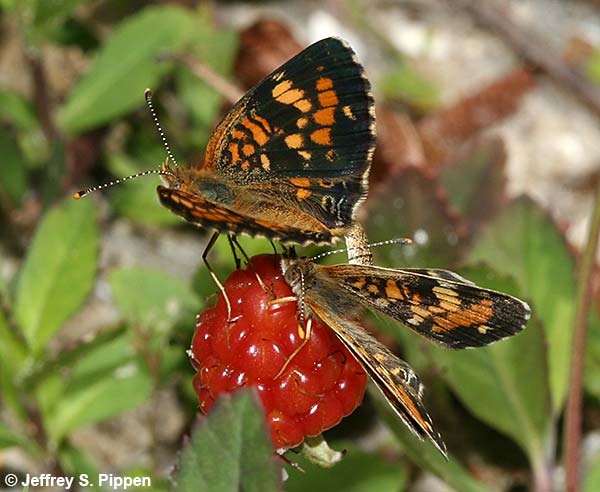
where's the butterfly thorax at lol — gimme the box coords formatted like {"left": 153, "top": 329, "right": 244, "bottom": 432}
{"left": 281, "top": 258, "right": 360, "bottom": 316}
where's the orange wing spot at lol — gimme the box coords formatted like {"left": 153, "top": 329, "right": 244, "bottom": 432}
{"left": 285, "top": 134, "right": 304, "bottom": 149}
{"left": 174, "top": 195, "right": 193, "bottom": 209}
{"left": 241, "top": 119, "right": 269, "bottom": 146}
{"left": 434, "top": 316, "right": 460, "bottom": 331}
{"left": 296, "top": 188, "right": 312, "bottom": 201}
{"left": 470, "top": 304, "right": 493, "bottom": 320}
{"left": 241, "top": 160, "right": 250, "bottom": 170}
{"left": 385, "top": 280, "right": 403, "bottom": 299}
{"left": 316, "top": 65, "right": 325, "bottom": 72}
{"left": 242, "top": 143, "right": 255, "bottom": 156}
{"left": 367, "top": 284, "right": 380, "bottom": 294}
{"left": 298, "top": 150, "right": 311, "bottom": 160}
{"left": 276, "top": 88, "right": 304, "bottom": 105}
{"left": 293, "top": 99, "right": 312, "bottom": 113}
{"left": 260, "top": 154, "right": 271, "bottom": 171}
{"left": 313, "top": 107, "right": 336, "bottom": 126}
{"left": 253, "top": 114, "right": 272, "bottom": 133}
{"left": 411, "top": 305, "right": 431, "bottom": 319}
{"left": 296, "top": 117, "right": 309, "bottom": 129}
{"left": 290, "top": 177, "right": 310, "bottom": 187}
{"left": 439, "top": 300, "right": 460, "bottom": 313}
{"left": 232, "top": 129, "right": 246, "bottom": 140}
{"left": 351, "top": 277, "right": 367, "bottom": 289}
{"left": 192, "top": 209, "right": 242, "bottom": 224}
{"left": 342, "top": 105, "right": 355, "bottom": 120}
{"left": 318, "top": 90, "right": 339, "bottom": 108}
{"left": 427, "top": 305, "right": 445, "bottom": 314}
{"left": 272, "top": 80, "right": 293, "bottom": 98}
{"left": 433, "top": 286, "right": 459, "bottom": 298}
{"left": 325, "top": 149, "right": 336, "bottom": 161}
{"left": 228, "top": 143, "right": 241, "bottom": 164}
{"left": 317, "top": 178, "right": 335, "bottom": 188}
{"left": 316, "top": 77, "right": 334, "bottom": 91}
{"left": 310, "top": 127, "right": 332, "bottom": 145}
{"left": 373, "top": 353, "right": 386, "bottom": 364}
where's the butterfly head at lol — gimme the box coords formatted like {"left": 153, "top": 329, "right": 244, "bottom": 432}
{"left": 280, "top": 257, "right": 314, "bottom": 296}
{"left": 158, "top": 159, "right": 204, "bottom": 194}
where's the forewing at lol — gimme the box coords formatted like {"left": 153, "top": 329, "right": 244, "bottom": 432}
{"left": 157, "top": 186, "right": 335, "bottom": 244}
{"left": 305, "top": 297, "right": 447, "bottom": 456}
{"left": 324, "top": 264, "right": 531, "bottom": 348}
{"left": 204, "top": 37, "right": 374, "bottom": 186}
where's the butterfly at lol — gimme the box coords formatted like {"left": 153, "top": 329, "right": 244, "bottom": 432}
{"left": 279, "top": 256, "right": 532, "bottom": 456}
{"left": 157, "top": 37, "right": 375, "bottom": 246}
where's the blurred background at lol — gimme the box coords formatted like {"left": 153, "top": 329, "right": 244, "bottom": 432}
{"left": 1, "top": 1, "right": 600, "bottom": 491}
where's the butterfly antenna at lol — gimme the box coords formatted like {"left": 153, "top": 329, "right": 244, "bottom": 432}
{"left": 311, "top": 237, "right": 413, "bottom": 261}
{"left": 144, "top": 88, "right": 179, "bottom": 167}
{"left": 72, "top": 168, "right": 174, "bottom": 199}
{"left": 299, "top": 269, "right": 306, "bottom": 328}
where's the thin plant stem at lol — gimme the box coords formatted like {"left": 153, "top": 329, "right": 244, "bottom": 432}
{"left": 563, "top": 182, "right": 600, "bottom": 492}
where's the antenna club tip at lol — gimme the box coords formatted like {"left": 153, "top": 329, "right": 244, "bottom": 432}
{"left": 144, "top": 88, "right": 152, "bottom": 99}
{"left": 73, "top": 191, "right": 83, "bottom": 200}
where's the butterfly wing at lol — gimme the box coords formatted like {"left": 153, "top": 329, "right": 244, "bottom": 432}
{"left": 156, "top": 186, "right": 334, "bottom": 243}
{"left": 204, "top": 37, "right": 374, "bottom": 221}
{"left": 206, "top": 37, "right": 374, "bottom": 178}
{"left": 323, "top": 264, "right": 531, "bottom": 348}
{"left": 305, "top": 296, "right": 447, "bottom": 457}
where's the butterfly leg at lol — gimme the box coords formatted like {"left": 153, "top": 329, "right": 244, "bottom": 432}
{"left": 230, "top": 235, "right": 271, "bottom": 294}
{"left": 202, "top": 231, "right": 240, "bottom": 324}
{"left": 268, "top": 296, "right": 297, "bottom": 306}
{"left": 226, "top": 234, "right": 242, "bottom": 269}
{"left": 274, "top": 318, "right": 313, "bottom": 379}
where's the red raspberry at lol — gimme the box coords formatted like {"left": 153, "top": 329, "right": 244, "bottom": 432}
{"left": 190, "top": 254, "right": 367, "bottom": 449}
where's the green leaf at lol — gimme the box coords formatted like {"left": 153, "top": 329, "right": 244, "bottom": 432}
{"left": 585, "top": 50, "right": 600, "bottom": 85}
{"left": 365, "top": 167, "right": 466, "bottom": 268}
{"left": 14, "top": 196, "right": 98, "bottom": 355}
{"left": 285, "top": 441, "right": 407, "bottom": 492}
{"left": 0, "top": 129, "right": 27, "bottom": 204}
{"left": 372, "top": 387, "right": 487, "bottom": 492}
{"left": 584, "top": 455, "right": 600, "bottom": 492}
{"left": 584, "top": 312, "right": 600, "bottom": 399}
{"left": 48, "top": 363, "right": 152, "bottom": 442}
{"left": 59, "top": 444, "right": 101, "bottom": 484}
{"left": 176, "top": 17, "right": 238, "bottom": 133}
{"left": 43, "top": 333, "right": 152, "bottom": 443}
{"left": 0, "top": 88, "right": 37, "bottom": 130}
{"left": 106, "top": 152, "right": 181, "bottom": 225}
{"left": 380, "top": 62, "right": 439, "bottom": 112}
{"left": 468, "top": 197, "right": 575, "bottom": 412}
{"left": 109, "top": 267, "right": 200, "bottom": 331}
{"left": 28, "top": 0, "right": 88, "bottom": 43}
{"left": 0, "top": 422, "right": 32, "bottom": 450}
{"left": 439, "top": 137, "right": 507, "bottom": 234}
{"left": 57, "top": 5, "right": 196, "bottom": 135}
{"left": 431, "top": 265, "right": 551, "bottom": 466}
{"left": 173, "top": 389, "right": 281, "bottom": 492}
{"left": 0, "top": 305, "right": 27, "bottom": 374}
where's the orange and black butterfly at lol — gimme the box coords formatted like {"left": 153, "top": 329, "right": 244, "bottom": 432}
{"left": 157, "top": 37, "right": 375, "bottom": 246}
{"left": 75, "top": 37, "right": 374, "bottom": 245}
{"left": 280, "top": 257, "right": 531, "bottom": 456}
